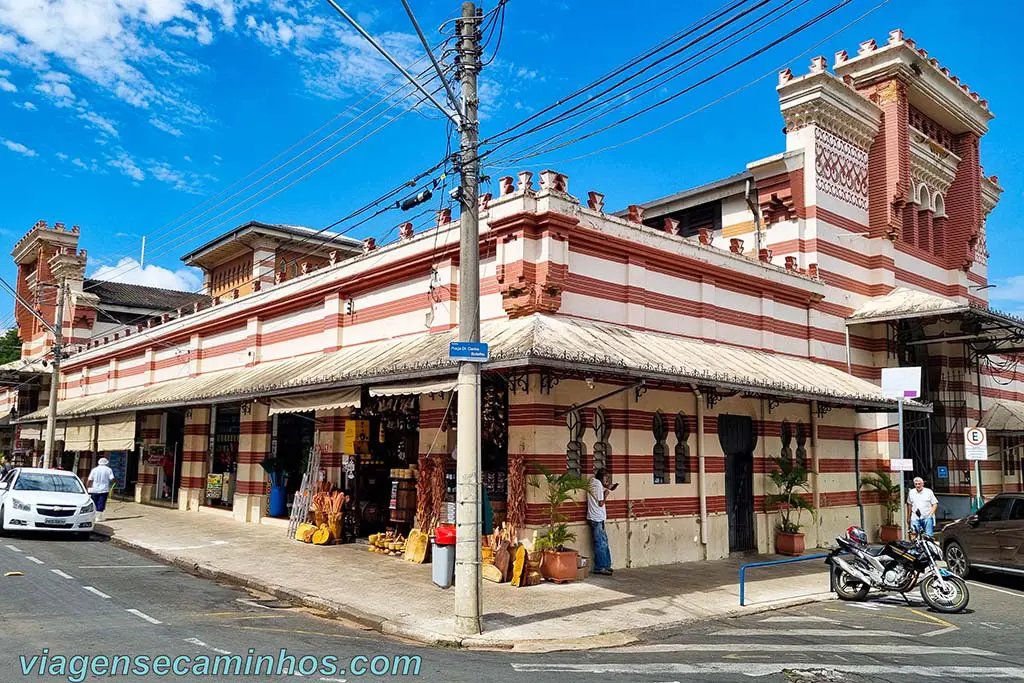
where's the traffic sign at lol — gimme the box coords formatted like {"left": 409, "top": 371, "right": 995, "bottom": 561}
{"left": 448, "top": 341, "right": 489, "bottom": 362}
{"left": 937, "top": 465, "right": 948, "bottom": 479}
{"left": 881, "top": 367, "right": 922, "bottom": 399}
{"left": 890, "top": 458, "right": 914, "bottom": 472}
{"left": 964, "top": 427, "right": 988, "bottom": 461}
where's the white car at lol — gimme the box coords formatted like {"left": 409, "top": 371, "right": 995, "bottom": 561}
{"left": 0, "top": 467, "right": 96, "bottom": 537}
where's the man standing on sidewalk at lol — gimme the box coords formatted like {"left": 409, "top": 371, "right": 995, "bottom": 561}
{"left": 87, "top": 457, "right": 116, "bottom": 522}
{"left": 907, "top": 476, "right": 938, "bottom": 537}
{"left": 587, "top": 468, "right": 618, "bottom": 576}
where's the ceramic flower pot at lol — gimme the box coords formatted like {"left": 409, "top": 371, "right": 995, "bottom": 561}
{"left": 879, "top": 525, "right": 902, "bottom": 543}
{"left": 540, "top": 549, "right": 579, "bottom": 582}
{"left": 775, "top": 531, "right": 805, "bottom": 556}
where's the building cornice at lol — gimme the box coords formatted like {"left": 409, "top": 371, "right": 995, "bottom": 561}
{"left": 778, "top": 69, "right": 882, "bottom": 151}
{"left": 909, "top": 126, "right": 960, "bottom": 198}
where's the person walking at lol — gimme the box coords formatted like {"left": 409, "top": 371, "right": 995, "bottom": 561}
{"left": 87, "top": 457, "right": 117, "bottom": 522}
{"left": 906, "top": 476, "right": 938, "bottom": 538}
{"left": 587, "top": 468, "right": 618, "bottom": 576}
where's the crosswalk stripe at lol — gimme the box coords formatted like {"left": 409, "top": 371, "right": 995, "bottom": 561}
{"left": 510, "top": 663, "right": 1024, "bottom": 678}
{"left": 759, "top": 616, "right": 838, "bottom": 623}
{"left": 710, "top": 628, "right": 910, "bottom": 638}
{"left": 597, "top": 644, "right": 995, "bottom": 656}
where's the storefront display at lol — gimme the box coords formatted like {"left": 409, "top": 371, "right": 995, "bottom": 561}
{"left": 207, "top": 406, "right": 239, "bottom": 509}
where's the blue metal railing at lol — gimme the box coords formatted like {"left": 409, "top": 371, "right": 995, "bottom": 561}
{"left": 738, "top": 553, "right": 830, "bottom": 606}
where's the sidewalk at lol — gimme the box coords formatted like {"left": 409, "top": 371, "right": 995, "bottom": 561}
{"left": 94, "top": 502, "right": 833, "bottom": 652}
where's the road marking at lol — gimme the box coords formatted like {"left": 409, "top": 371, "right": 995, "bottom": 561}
{"left": 599, "top": 644, "right": 996, "bottom": 655}
{"left": 126, "top": 609, "right": 162, "bottom": 625}
{"left": 759, "top": 616, "right": 838, "bottom": 623}
{"left": 51, "top": 569, "right": 74, "bottom": 579}
{"left": 233, "top": 625, "right": 358, "bottom": 641}
{"left": 970, "top": 582, "right": 1024, "bottom": 599}
{"left": 25, "top": 556, "right": 44, "bottom": 565}
{"left": 909, "top": 608, "right": 956, "bottom": 629}
{"left": 77, "top": 565, "right": 165, "bottom": 569}
{"left": 710, "top": 628, "right": 911, "bottom": 638}
{"left": 82, "top": 586, "right": 112, "bottom": 599}
{"left": 846, "top": 603, "right": 880, "bottom": 611}
{"left": 5, "top": 544, "right": 22, "bottom": 552}
{"left": 510, "top": 663, "right": 1024, "bottom": 677}
{"left": 236, "top": 598, "right": 273, "bottom": 610}
{"left": 924, "top": 625, "right": 960, "bottom": 638}
{"left": 319, "top": 679, "right": 347, "bottom": 683}
{"left": 137, "top": 540, "right": 228, "bottom": 551}
{"left": 184, "top": 638, "right": 231, "bottom": 655}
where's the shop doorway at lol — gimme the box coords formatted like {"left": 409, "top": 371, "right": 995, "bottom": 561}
{"left": 155, "top": 411, "right": 185, "bottom": 506}
{"left": 720, "top": 414, "right": 756, "bottom": 553}
{"left": 275, "top": 412, "right": 315, "bottom": 504}
{"left": 207, "top": 406, "right": 240, "bottom": 509}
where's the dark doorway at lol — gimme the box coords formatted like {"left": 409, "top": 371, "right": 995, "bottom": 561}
{"left": 719, "top": 414, "right": 757, "bottom": 552}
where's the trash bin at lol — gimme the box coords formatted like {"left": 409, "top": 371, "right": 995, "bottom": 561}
{"left": 432, "top": 525, "right": 456, "bottom": 588}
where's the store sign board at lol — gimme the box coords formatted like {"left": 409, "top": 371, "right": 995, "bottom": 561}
{"left": 881, "top": 367, "right": 921, "bottom": 399}
{"left": 937, "top": 466, "right": 949, "bottom": 479}
{"left": 889, "top": 458, "right": 914, "bottom": 472}
{"left": 145, "top": 444, "right": 166, "bottom": 466}
{"left": 206, "top": 474, "right": 224, "bottom": 499}
{"left": 107, "top": 451, "right": 128, "bottom": 486}
{"left": 448, "top": 341, "right": 489, "bottom": 362}
{"left": 964, "top": 427, "right": 988, "bottom": 461}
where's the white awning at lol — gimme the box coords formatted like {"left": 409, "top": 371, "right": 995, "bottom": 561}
{"left": 96, "top": 413, "right": 136, "bottom": 451}
{"left": 18, "top": 423, "right": 42, "bottom": 441}
{"left": 63, "top": 419, "right": 97, "bottom": 451}
{"left": 369, "top": 378, "right": 457, "bottom": 397}
{"left": 980, "top": 400, "right": 1024, "bottom": 433}
{"left": 268, "top": 388, "right": 361, "bottom": 416}
{"left": 846, "top": 287, "right": 968, "bottom": 325}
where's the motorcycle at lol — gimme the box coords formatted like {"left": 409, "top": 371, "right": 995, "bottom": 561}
{"left": 825, "top": 525, "right": 970, "bottom": 614}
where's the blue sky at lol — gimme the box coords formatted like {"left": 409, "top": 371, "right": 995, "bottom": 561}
{"left": 0, "top": 0, "right": 1022, "bottom": 328}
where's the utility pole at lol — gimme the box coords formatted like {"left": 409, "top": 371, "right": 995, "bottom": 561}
{"left": 454, "top": 0, "right": 482, "bottom": 637}
{"left": 42, "top": 276, "right": 66, "bottom": 469}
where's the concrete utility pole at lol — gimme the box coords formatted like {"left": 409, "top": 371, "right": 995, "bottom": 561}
{"left": 42, "top": 277, "right": 66, "bottom": 469}
{"left": 454, "top": 0, "right": 482, "bottom": 637}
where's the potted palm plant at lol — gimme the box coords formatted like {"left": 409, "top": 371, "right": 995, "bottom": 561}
{"left": 861, "top": 470, "right": 902, "bottom": 542}
{"left": 530, "top": 467, "right": 590, "bottom": 582}
{"left": 766, "top": 456, "right": 815, "bottom": 556}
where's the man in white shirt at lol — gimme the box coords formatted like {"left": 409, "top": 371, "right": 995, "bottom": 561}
{"left": 587, "top": 468, "right": 618, "bottom": 575}
{"left": 87, "top": 457, "right": 117, "bottom": 522}
{"left": 906, "top": 476, "right": 938, "bottom": 537}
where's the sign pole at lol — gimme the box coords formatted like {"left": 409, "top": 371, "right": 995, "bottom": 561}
{"left": 897, "top": 397, "right": 906, "bottom": 540}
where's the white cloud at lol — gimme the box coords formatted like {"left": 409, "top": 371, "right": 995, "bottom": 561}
{"left": 989, "top": 276, "right": 1024, "bottom": 318}
{"left": 71, "top": 157, "right": 102, "bottom": 173}
{"left": 91, "top": 257, "right": 203, "bottom": 292}
{"left": 55, "top": 151, "right": 68, "bottom": 161}
{"left": 147, "top": 160, "right": 205, "bottom": 194}
{"left": 15, "top": 100, "right": 36, "bottom": 110}
{"left": 1, "top": 137, "right": 37, "bottom": 157}
{"left": 34, "top": 72, "right": 76, "bottom": 107}
{"left": 183, "top": 155, "right": 192, "bottom": 162}
{"left": 0, "top": 67, "right": 15, "bottom": 91}
{"left": 107, "top": 151, "right": 144, "bottom": 181}
{"left": 150, "top": 117, "right": 183, "bottom": 137}
{"left": 79, "top": 109, "right": 118, "bottom": 136}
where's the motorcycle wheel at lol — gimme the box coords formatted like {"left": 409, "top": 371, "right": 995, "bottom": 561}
{"left": 832, "top": 566, "right": 870, "bottom": 601}
{"left": 919, "top": 574, "right": 970, "bottom": 613}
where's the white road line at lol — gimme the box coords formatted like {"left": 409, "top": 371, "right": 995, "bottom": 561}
{"left": 51, "top": 569, "right": 74, "bottom": 580}
{"left": 184, "top": 638, "right": 231, "bottom": 655}
{"left": 759, "top": 616, "right": 838, "bottom": 623}
{"left": 126, "top": 609, "right": 162, "bottom": 625}
{"left": 25, "top": 556, "right": 44, "bottom": 565}
{"left": 5, "top": 544, "right": 22, "bottom": 552}
{"left": 82, "top": 586, "right": 112, "bottom": 599}
{"left": 970, "top": 582, "right": 1024, "bottom": 599}
{"left": 598, "top": 644, "right": 995, "bottom": 655}
{"left": 77, "top": 565, "right": 165, "bottom": 569}
{"left": 510, "top": 663, "right": 1024, "bottom": 678}
{"left": 236, "top": 598, "right": 272, "bottom": 610}
{"left": 924, "top": 625, "right": 961, "bottom": 638}
{"left": 319, "top": 679, "right": 348, "bottom": 683}
{"left": 710, "top": 628, "right": 911, "bottom": 638}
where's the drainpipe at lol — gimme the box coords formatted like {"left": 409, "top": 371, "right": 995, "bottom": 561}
{"left": 854, "top": 431, "right": 865, "bottom": 530}
{"left": 844, "top": 326, "right": 853, "bottom": 375}
{"left": 745, "top": 179, "right": 762, "bottom": 256}
{"left": 691, "top": 384, "right": 708, "bottom": 554}
{"left": 809, "top": 400, "right": 820, "bottom": 548}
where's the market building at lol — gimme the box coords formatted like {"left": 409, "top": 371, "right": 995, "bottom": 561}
{"left": 5, "top": 30, "right": 1023, "bottom": 568}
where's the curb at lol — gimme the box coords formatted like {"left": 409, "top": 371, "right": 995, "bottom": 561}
{"left": 94, "top": 527, "right": 836, "bottom": 652}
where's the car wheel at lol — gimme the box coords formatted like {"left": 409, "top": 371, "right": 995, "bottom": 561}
{"left": 944, "top": 540, "right": 971, "bottom": 578}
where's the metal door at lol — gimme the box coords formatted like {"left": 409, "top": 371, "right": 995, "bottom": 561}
{"left": 720, "top": 414, "right": 756, "bottom": 553}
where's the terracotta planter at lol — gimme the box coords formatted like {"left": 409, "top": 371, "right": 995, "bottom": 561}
{"left": 775, "top": 531, "right": 805, "bottom": 556}
{"left": 879, "top": 525, "right": 902, "bottom": 543}
{"left": 540, "top": 549, "right": 579, "bottom": 582}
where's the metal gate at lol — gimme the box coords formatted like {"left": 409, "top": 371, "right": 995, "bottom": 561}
{"left": 719, "top": 414, "right": 756, "bottom": 553}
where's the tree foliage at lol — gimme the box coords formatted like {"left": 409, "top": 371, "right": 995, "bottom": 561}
{"left": 0, "top": 328, "right": 21, "bottom": 365}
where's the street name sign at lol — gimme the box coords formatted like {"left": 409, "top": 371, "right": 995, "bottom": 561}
{"left": 448, "top": 341, "right": 489, "bottom": 362}
{"left": 889, "top": 458, "right": 914, "bottom": 472}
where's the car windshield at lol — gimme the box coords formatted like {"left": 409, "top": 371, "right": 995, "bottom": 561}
{"left": 13, "top": 472, "right": 85, "bottom": 494}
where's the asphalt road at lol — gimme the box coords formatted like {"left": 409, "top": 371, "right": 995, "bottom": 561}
{"left": 1, "top": 532, "right": 1023, "bottom": 683}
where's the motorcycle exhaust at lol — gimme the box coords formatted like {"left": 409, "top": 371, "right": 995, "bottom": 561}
{"left": 831, "top": 556, "right": 874, "bottom": 587}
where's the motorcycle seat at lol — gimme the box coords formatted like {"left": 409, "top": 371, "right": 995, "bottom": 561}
{"left": 862, "top": 545, "right": 887, "bottom": 556}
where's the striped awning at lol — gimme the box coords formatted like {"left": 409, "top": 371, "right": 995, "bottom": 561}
{"left": 268, "top": 388, "right": 361, "bottom": 416}
{"left": 369, "top": 378, "right": 456, "bottom": 397}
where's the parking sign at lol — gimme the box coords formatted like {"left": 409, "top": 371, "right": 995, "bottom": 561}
{"left": 964, "top": 427, "right": 988, "bottom": 461}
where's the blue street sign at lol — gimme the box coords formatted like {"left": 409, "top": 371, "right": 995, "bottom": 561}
{"left": 448, "top": 341, "right": 490, "bottom": 362}
{"left": 937, "top": 466, "right": 948, "bottom": 479}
